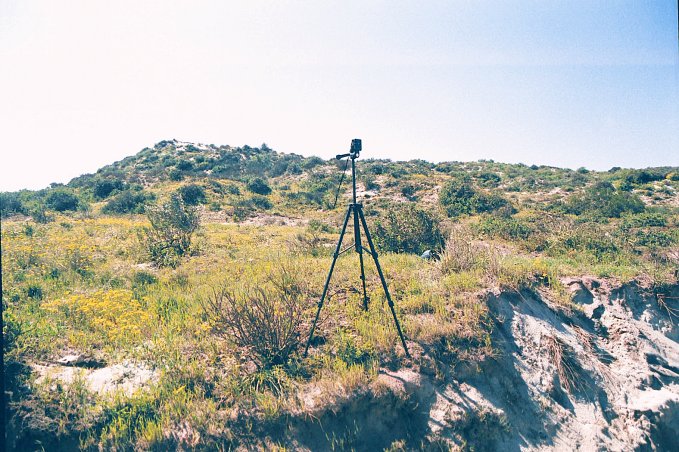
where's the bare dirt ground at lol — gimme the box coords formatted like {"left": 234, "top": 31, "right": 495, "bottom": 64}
{"left": 34, "top": 355, "right": 157, "bottom": 397}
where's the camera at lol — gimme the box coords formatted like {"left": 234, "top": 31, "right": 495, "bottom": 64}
{"left": 335, "top": 138, "right": 362, "bottom": 160}
{"left": 350, "top": 138, "right": 361, "bottom": 157}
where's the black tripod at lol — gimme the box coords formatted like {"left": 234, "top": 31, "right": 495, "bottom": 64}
{"left": 304, "top": 139, "right": 410, "bottom": 358}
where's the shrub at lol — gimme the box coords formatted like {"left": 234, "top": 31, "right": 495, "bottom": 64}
{"left": 400, "top": 184, "right": 416, "bottom": 199}
{"left": 561, "top": 225, "right": 621, "bottom": 260}
{"left": 176, "top": 159, "right": 193, "bottom": 171}
{"left": 232, "top": 196, "right": 273, "bottom": 221}
{"left": 439, "top": 178, "right": 509, "bottom": 218}
{"left": 439, "top": 178, "right": 476, "bottom": 217}
{"left": 168, "top": 169, "right": 184, "bottom": 181}
{"left": 620, "top": 212, "right": 667, "bottom": 229}
{"left": 92, "top": 178, "right": 125, "bottom": 199}
{"left": 250, "top": 195, "right": 272, "bottom": 210}
{"left": 361, "top": 175, "right": 379, "bottom": 191}
{"left": 565, "top": 182, "right": 645, "bottom": 218}
{"left": 302, "top": 156, "right": 325, "bottom": 170}
{"left": 224, "top": 184, "right": 241, "bottom": 195}
{"left": 30, "top": 205, "right": 53, "bottom": 223}
{"left": 26, "top": 284, "right": 44, "bottom": 300}
{"left": 623, "top": 169, "right": 665, "bottom": 186}
{"left": 177, "top": 184, "right": 206, "bottom": 205}
{"left": 45, "top": 189, "right": 80, "bottom": 212}
{"left": 246, "top": 177, "right": 272, "bottom": 195}
{"left": 373, "top": 203, "right": 444, "bottom": 254}
{"left": 634, "top": 230, "right": 675, "bottom": 248}
{"left": 142, "top": 195, "right": 200, "bottom": 267}
{"left": 132, "top": 270, "right": 158, "bottom": 288}
{"left": 102, "top": 190, "right": 153, "bottom": 214}
{"left": 477, "top": 172, "right": 501, "bottom": 188}
{"left": 203, "top": 265, "right": 313, "bottom": 368}
{"left": 477, "top": 215, "right": 534, "bottom": 241}
{"left": 0, "top": 192, "right": 25, "bottom": 218}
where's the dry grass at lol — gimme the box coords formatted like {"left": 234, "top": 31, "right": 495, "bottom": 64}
{"left": 542, "top": 334, "right": 582, "bottom": 394}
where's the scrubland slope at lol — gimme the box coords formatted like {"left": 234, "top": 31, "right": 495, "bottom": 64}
{"left": 2, "top": 141, "right": 679, "bottom": 450}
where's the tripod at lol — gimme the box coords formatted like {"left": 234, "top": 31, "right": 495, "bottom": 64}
{"left": 304, "top": 139, "right": 410, "bottom": 358}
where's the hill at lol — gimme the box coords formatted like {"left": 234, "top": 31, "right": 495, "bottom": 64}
{"left": 2, "top": 141, "right": 679, "bottom": 450}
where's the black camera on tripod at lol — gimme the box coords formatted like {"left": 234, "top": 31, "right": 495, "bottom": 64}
{"left": 336, "top": 138, "right": 362, "bottom": 160}
{"left": 350, "top": 138, "right": 361, "bottom": 157}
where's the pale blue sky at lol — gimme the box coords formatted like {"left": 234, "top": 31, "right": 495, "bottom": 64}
{"left": 1, "top": 1, "right": 677, "bottom": 191}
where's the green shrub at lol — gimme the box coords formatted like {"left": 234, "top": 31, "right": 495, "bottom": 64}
{"left": 246, "top": 177, "right": 272, "bottom": 195}
{"left": 250, "top": 195, "right": 272, "bottom": 210}
{"left": 30, "top": 205, "right": 53, "bottom": 223}
{"left": 561, "top": 225, "right": 621, "bottom": 260}
{"left": 439, "top": 178, "right": 477, "bottom": 217}
{"left": 373, "top": 203, "right": 444, "bottom": 254}
{"left": 620, "top": 212, "right": 667, "bottom": 229}
{"left": 400, "top": 184, "right": 417, "bottom": 199}
{"left": 478, "top": 172, "right": 501, "bottom": 188}
{"left": 224, "top": 184, "right": 241, "bottom": 195}
{"left": 232, "top": 195, "right": 274, "bottom": 220}
{"left": 102, "top": 190, "right": 153, "bottom": 214}
{"left": 26, "top": 284, "right": 44, "bottom": 300}
{"left": 633, "top": 230, "right": 675, "bottom": 248}
{"left": 92, "top": 178, "right": 125, "bottom": 200}
{"left": 177, "top": 184, "right": 206, "bottom": 205}
{"left": 45, "top": 188, "right": 80, "bottom": 212}
{"left": 142, "top": 195, "right": 200, "bottom": 267}
{"left": 302, "top": 156, "right": 325, "bottom": 170}
{"left": 623, "top": 169, "right": 665, "bottom": 186}
{"left": 439, "top": 178, "right": 509, "bottom": 217}
{"left": 132, "top": 270, "right": 158, "bottom": 288}
{"left": 565, "top": 181, "right": 644, "bottom": 218}
{"left": 168, "top": 169, "right": 183, "bottom": 181}
{"left": 0, "top": 192, "right": 25, "bottom": 218}
{"left": 176, "top": 159, "right": 193, "bottom": 171}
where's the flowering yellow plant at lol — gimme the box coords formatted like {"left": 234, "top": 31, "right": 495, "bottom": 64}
{"left": 45, "top": 290, "right": 153, "bottom": 344}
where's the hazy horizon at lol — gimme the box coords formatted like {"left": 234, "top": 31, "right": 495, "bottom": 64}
{"left": 1, "top": 1, "right": 678, "bottom": 191}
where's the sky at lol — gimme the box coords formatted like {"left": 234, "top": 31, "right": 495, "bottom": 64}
{"left": 0, "top": 0, "right": 677, "bottom": 191}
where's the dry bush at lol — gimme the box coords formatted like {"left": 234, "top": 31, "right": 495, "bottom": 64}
{"left": 438, "top": 225, "right": 500, "bottom": 280}
{"left": 439, "top": 225, "right": 477, "bottom": 273}
{"left": 203, "top": 265, "right": 315, "bottom": 369}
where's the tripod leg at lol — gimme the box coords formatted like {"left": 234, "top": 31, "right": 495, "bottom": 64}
{"left": 353, "top": 205, "right": 369, "bottom": 310}
{"left": 357, "top": 206, "right": 411, "bottom": 358}
{"left": 304, "top": 206, "right": 353, "bottom": 356}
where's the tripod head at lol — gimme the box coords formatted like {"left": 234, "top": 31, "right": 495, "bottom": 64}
{"left": 335, "top": 138, "right": 362, "bottom": 160}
